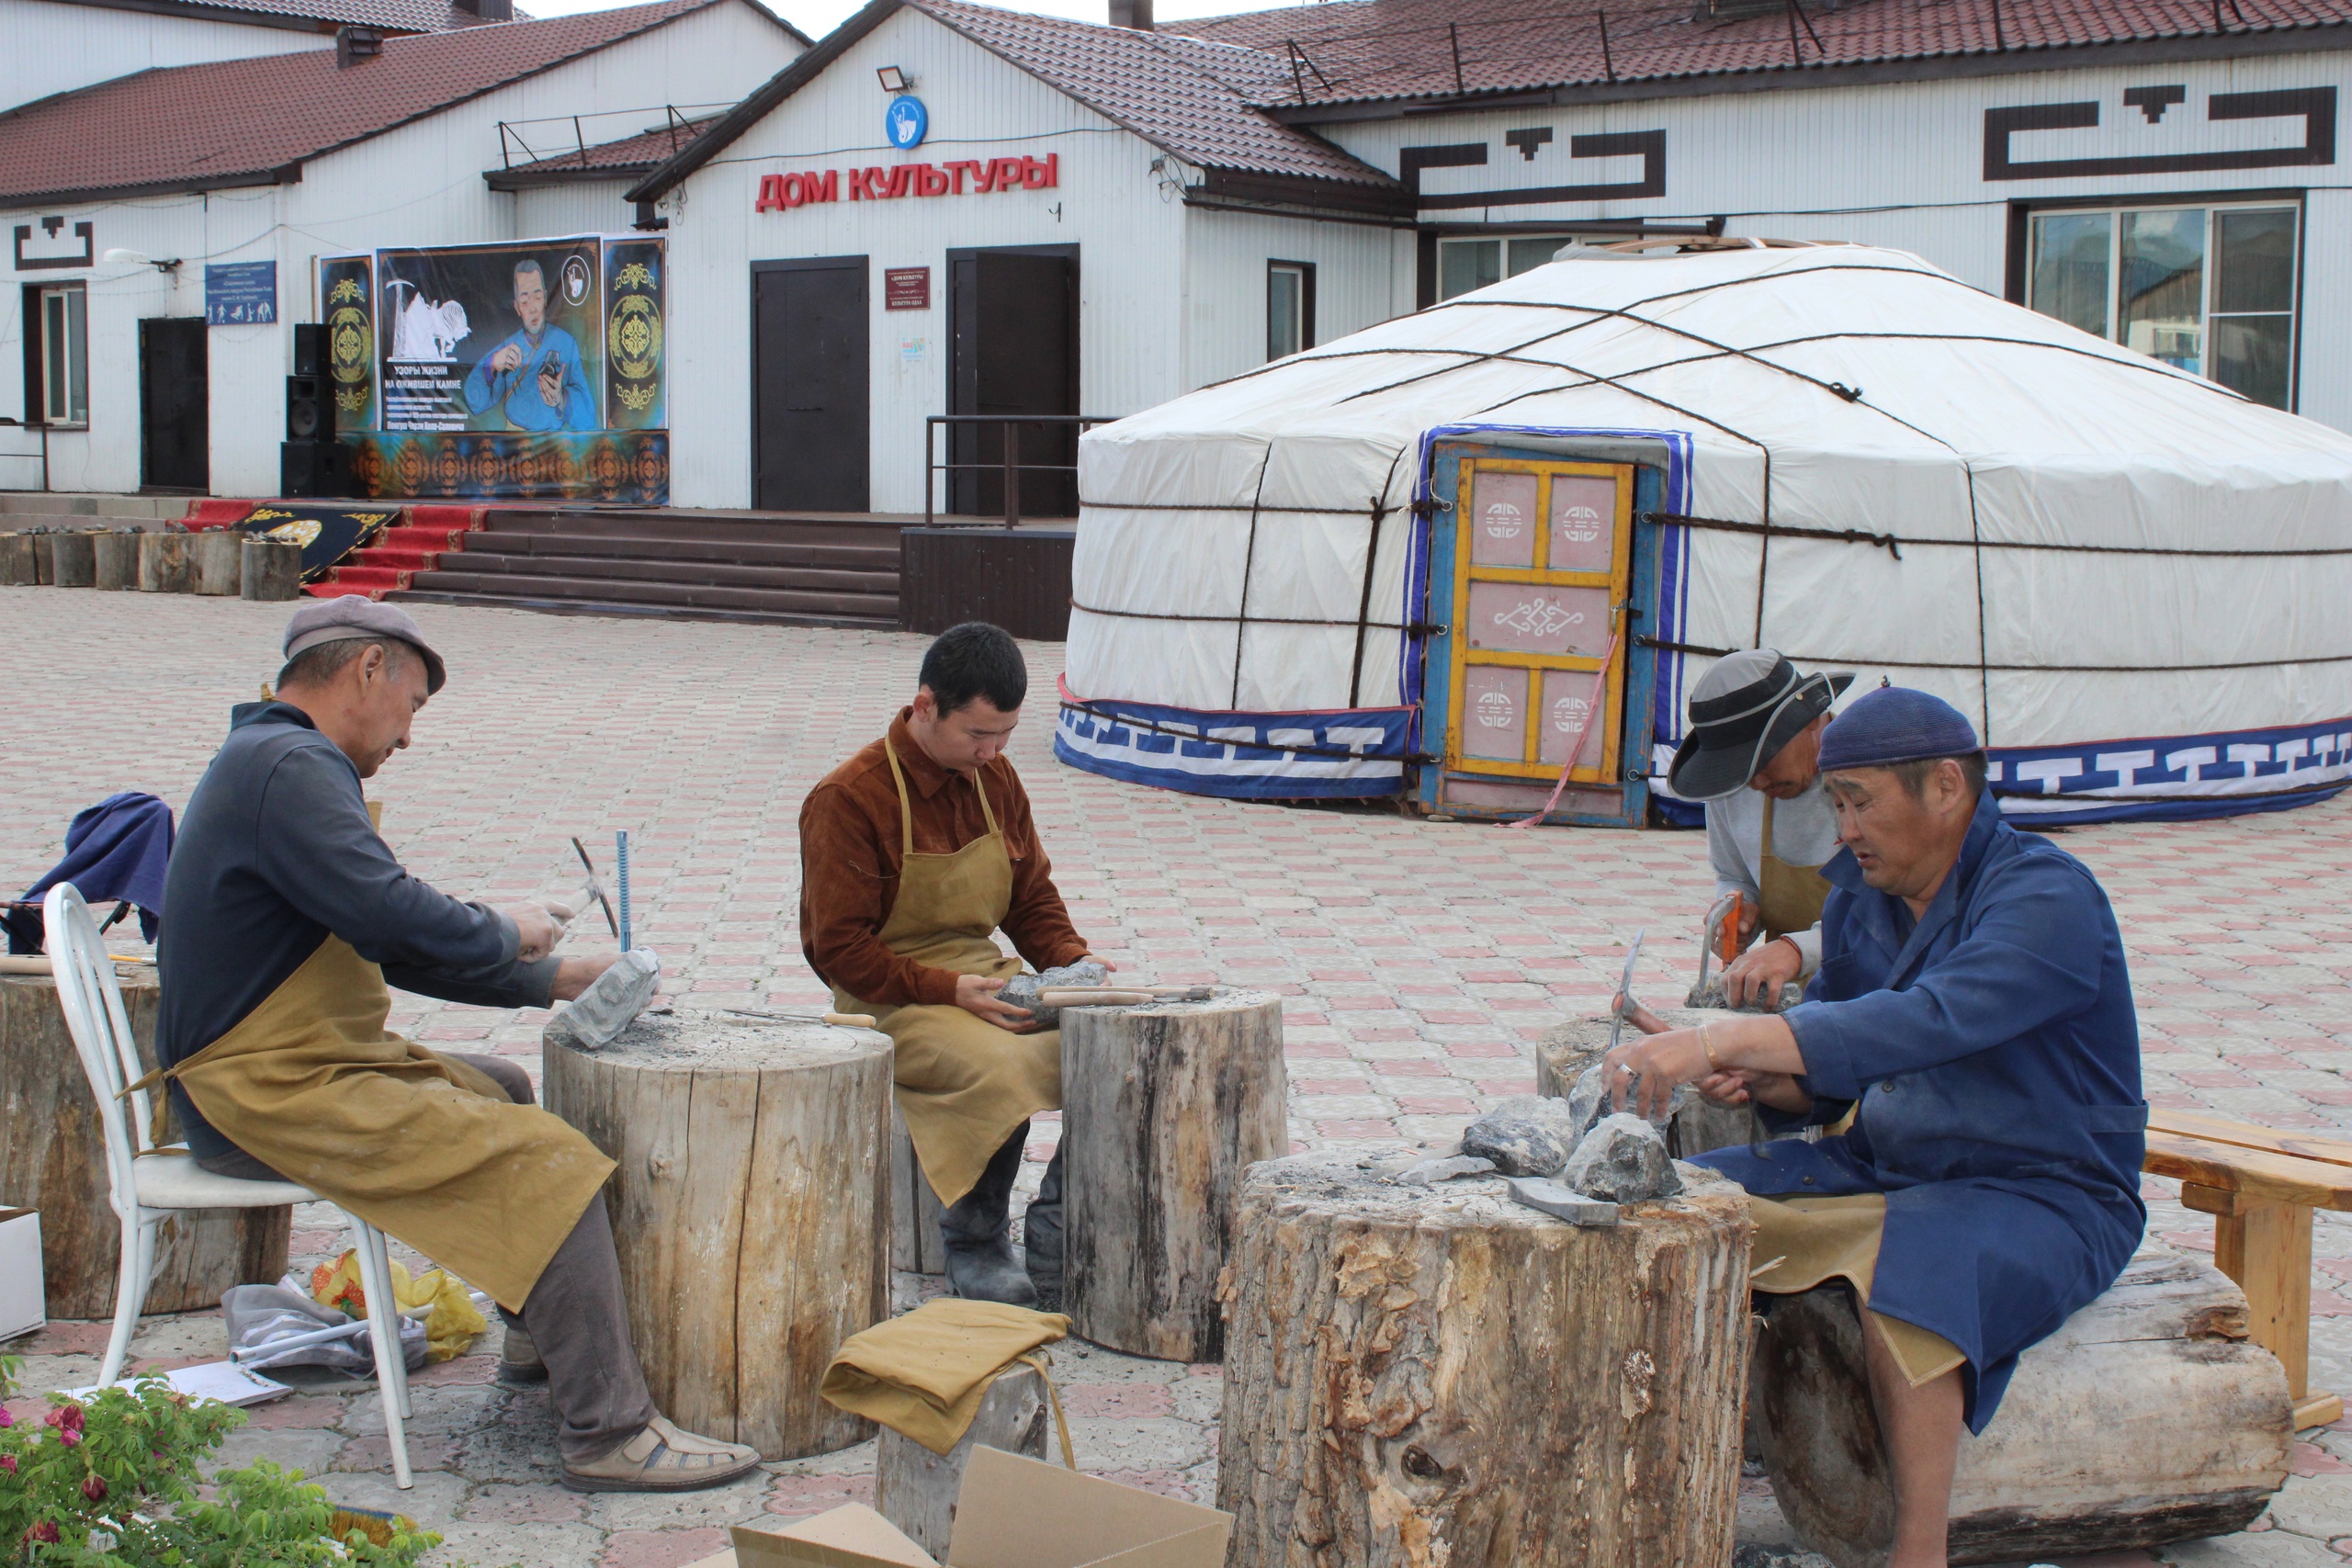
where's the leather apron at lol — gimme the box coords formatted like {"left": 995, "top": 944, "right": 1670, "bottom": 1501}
{"left": 1747, "top": 1193, "right": 1965, "bottom": 1388}
{"left": 830, "top": 738, "right": 1061, "bottom": 1209}
{"left": 130, "top": 935, "right": 616, "bottom": 1313}
{"left": 1758, "top": 794, "right": 1832, "bottom": 941}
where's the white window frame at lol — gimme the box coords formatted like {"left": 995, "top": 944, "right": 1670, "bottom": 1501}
{"left": 2025, "top": 198, "right": 2301, "bottom": 410}
{"left": 1267, "top": 260, "right": 1311, "bottom": 363}
{"left": 36, "top": 283, "right": 89, "bottom": 428}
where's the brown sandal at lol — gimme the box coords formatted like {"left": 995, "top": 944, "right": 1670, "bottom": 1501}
{"left": 561, "top": 1415, "right": 762, "bottom": 1493}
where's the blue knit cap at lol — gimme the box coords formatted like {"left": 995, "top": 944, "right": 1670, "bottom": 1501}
{"left": 1816, "top": 686, "right": 1981, "bottom": 773}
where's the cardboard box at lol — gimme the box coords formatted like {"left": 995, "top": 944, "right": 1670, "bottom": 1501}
{"left": 0, "top": 1209, "right": 43, "bottom": 1341}
{"left": 721, "top": 1448, "right": 1230, "bottom": 1568}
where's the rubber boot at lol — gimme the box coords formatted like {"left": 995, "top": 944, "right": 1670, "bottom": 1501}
{"left": 940, "top": 1122, "right": 1038, "bottom": 1307}
{"left": 1023, "top": 1145, "right": 1066, "bottom": 1312}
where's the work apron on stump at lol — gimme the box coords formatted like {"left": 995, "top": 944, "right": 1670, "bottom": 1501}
{"left": 1758, "top": 794, "right": 1831, "bottom": 940}
{"left": 129, "top": 935, "right": 615, "bottom": 1313}
{"left": 831, "top": 737, "right": 1061, "bottom": 1209}
{"left": 1748, "top": 1191, "right": 1965, "bottom": 1388}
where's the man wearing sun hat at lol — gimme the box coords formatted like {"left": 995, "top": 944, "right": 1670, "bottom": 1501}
{"left": 148, "top": 596, "right": 763, "bottom": 1494}
{"left": 1668, "top": 649, "right": 1854, "bottom": 1008}
{"left": 1606, "top": 686, "right": 2145, "bottom": 1567}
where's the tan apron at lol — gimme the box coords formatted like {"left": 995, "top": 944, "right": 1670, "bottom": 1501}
{"left": 1758, "top": 794, "right": 1832, "bottom": 941}
{"left": 1748, "top": 1193, "right": 1965, "bottom": 1388}
{"left": 830, "top": 737, "right": 1061, "bottom": 1209}
{"left": 130, "top": 936, "right": 615, "bottom": 1313}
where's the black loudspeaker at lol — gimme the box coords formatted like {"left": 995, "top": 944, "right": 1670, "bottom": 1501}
{"left": 291, "top": 322, "right": 328, "bottom": 378}
{"left": 281, "top": 438, "right": 352, "bottom": 499}
{"left": 287, "top": 375, "right": 328, "bottom": 440}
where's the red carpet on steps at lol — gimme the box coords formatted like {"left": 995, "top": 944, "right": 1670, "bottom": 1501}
{"left": 301, "top": 509, "right": 486, "bottom": 601}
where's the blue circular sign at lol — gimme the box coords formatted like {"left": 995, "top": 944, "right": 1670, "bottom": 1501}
{"left": 885, "top": 96, "right": 928, "bottom": 150}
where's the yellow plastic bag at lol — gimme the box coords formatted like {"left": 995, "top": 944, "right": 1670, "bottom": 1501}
{"left": 310, "top": 1250, "right": 488, "bottom": 1363}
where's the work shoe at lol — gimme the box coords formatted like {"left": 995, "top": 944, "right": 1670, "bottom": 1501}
{"left": 940, "top": 1123, "right": 1038, "bottom": 1308}
{"left": 497, "top": 1325, "right": 547, "bottom": 1384}
{"left": 561, "top": 1415, "right": 762, "bottom": 1494}
{"left": 1023, "top": 1145, "right": 1066, "bottom": 1312}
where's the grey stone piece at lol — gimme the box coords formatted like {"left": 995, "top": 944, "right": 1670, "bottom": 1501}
{"left": 1392, "top": 1154, "right": 1497, "bottom": 1186}
{"left": 1567, "top": 1061, "right": 1688, "bottom": 1144}
{"left": 1730, "top": 1547, "right": 1836, "bottom": 1568}
{"left": 542, "top": 948, "right": 661, "bottom": 1052}
{"left": 1686, "top": 980, "right": 1805, "bottom": 1010}
{"left": 1560, "top": 1113, "right": 1684, "bottom": 1202}
{"left": 995, "top": 958, "right": 1110, "bottom": 1026}
{"left": 1507, "top": 1177, "right": 1619, "bottom": 1226}
{"left": 1460, "top": 1093, "right": 1586, "bottom": 1177}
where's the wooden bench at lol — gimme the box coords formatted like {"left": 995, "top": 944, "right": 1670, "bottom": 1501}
{"left": 2144, "top": 1107, "right": 2352, "bottom": 1429}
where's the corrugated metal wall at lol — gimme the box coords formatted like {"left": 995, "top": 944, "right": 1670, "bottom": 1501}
{"left": 3, "top": 0, "right": 327, "bottom": 113}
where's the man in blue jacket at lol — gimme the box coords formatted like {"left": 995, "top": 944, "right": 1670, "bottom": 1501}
{"left": 461, "top": 259, "right": 595, "bottom": 432}
{"left": 1603, "top": 686, "right": 2144, "bottom": 1568}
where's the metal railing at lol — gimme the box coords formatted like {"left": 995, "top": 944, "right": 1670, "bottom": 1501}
{"left": 0, "top": 419, "right": 49, "bottom": 492}
{"left": 923, "top": 413, "right": 1114, "bottom": 528}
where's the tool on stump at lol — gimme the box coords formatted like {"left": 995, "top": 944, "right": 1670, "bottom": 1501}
{"left": 1688, "top": 891, "right": 1742, "bottom": 1005}
{"left": 1035, "top": 986, "right": 1213, "bottom": 1007}
{"left": 614, "top": 830, "right": 633, "bottom": 952}
{"left": 726, "top": 1005, "right": 880, "bottom": 1029}
{"left": 1607, "top": 928, "right": 1645, "bottom": 1057}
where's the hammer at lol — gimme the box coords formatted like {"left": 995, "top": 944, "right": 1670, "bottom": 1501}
{"left": 543, "top": 836, "right": 620, "bottom": 943}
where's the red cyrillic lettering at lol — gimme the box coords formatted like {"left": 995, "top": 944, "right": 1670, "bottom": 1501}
{"left": 805, "top": 169, "right": 839, "bottom": 203}
{"left": 917, "top": 163, "right": 951, "bottom": 196}
{"left": 944, "top": 159, "right": 974, "bottom": 194}
{"left": 884, "top": 165, "right": 915, "bottom": 197}
{"left": 754, "top": 173, "right": 788, "bottom": 211}
{"left": 1023, "top": 153, "right": 1057, "bottom": 190}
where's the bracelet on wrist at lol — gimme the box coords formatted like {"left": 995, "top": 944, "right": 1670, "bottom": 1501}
{"left": 1699, "top": 1021, "right": 1722, "bottom": 1070}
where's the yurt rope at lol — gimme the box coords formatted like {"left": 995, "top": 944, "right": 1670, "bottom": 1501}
{"left": 1229, "top": 446, "right": 1276, "bottom": 709}
{"left": 1348, "top": 450, "right": 1414, "bottom": 709}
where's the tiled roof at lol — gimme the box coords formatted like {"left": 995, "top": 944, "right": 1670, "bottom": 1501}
{"left": 52, "top": 0, "right": 533, "bottom": 37}
{"left": 911, "top": 0, "right": 1394, "bottom": 186}
{"left": 1173, "top": 0, "right": 2352, "bottom": 105}
{"left": 494, "top": 115, "right": 720, "bottom": 177}
{"left": 0, "top": 0, "right": 724, "bottom": 205}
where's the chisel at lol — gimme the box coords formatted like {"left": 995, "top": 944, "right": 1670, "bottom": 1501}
{"left": 725, "top": 1006, "right": 878, "bottom": 1029}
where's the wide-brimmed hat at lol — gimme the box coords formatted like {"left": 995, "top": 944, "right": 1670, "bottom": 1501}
{"left": 1666, "top": 649, "right": 1853, "bottom": 800}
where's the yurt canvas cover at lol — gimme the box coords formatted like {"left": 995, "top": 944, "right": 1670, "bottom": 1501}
{"left": 1057, "top": 242, "right": 2352, "bottom": 826}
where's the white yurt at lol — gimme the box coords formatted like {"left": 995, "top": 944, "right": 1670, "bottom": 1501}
{"left": 1055, "top": 240, "right": 2352, "bottom": 826}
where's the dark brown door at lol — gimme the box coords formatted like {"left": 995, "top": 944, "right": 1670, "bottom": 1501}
{"left": 948, "top": 247, "right": 1078, "bottom": 518}
{"left": 752, "top": 256, "right": 869, "bottom": 512}
{"left": 139, "top": 317, "right": 208, "bottom": 491}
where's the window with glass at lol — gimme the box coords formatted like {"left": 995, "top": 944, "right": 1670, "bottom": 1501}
{"left": 1437, "top": 236, "right": 1575, "bottom": 301}
{"left": 1267, "top": 260, "right": 1314, "bottom": 362}
{"left": 36, "top": 284, "right": 89, "bottom": 426}
{"left": 2026, "top": 201, "right": 2299, "bottom": 409}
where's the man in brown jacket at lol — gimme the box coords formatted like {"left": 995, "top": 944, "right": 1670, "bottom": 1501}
{"left": 799, "top": 623, "right": 1099, "bottom": 1304}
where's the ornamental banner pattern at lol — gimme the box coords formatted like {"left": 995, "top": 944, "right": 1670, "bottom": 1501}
{"left": 316, "top": 233, "right": 666, "bottom": 502}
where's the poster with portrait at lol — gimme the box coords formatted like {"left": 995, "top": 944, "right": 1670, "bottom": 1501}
{"left": 317, "top": 234, "right": 667, "bottom": 504}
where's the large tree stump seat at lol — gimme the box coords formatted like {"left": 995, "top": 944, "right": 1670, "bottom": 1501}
{"left": 543, "top": 1006, "right": 892, "bottom": 1460}
{"left": 1755, "top": 1236, "right": 2290, "bottom": 1567}
{"left": 1216, "top": 1150, "right": 1752, "bottom": 1567}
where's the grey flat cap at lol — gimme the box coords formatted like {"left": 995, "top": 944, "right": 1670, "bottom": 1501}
{"left": 282, "top": 594, "right": 447, "bottom": 694}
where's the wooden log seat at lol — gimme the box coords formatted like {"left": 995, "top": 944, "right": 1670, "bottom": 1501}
{"left": 0, "top": 969, "right": 289, "bottom": 1319}
{"left": 1754, "top": 1236, "right": 2290, "bottom": 1567}
{"left": 888, "top": 1106, "right": 946, "bottom": 1277}
{"left": 2143, "top": 1107, "right": 2352, "bottom": 1430}
{"left": 874, "top": 1359, "right": 1050, "bottom": 1556}
{"left": 1536, "top": 1011, "right": 1763, "bottom": 1159}
{"left": 1216, "top": 1150, "right": 1753, "bottom": 1567}
{"left": 1061, "top": 988, "right": 1286, "bottom": 1362}
{"left": 542, "top": 1005, "right": 893, "bottom": 1460}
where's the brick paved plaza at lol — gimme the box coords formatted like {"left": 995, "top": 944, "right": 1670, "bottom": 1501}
{"left": 6, "top": 587, "right": 2352, "bottom": 1566}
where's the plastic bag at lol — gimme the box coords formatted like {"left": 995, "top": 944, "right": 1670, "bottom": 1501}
{"left": 311, "top": 1250, "right": 488, "bottom": 1363}
{"left": 222, "top": 1282, "right": 427, "bottom": 1375}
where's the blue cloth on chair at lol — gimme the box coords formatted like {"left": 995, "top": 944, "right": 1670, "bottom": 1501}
{"left": 5, "top": 791, "right": 175, "bottom": 953}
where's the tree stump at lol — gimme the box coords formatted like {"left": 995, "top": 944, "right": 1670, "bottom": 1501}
{"left": 0, "top": 533, "right": 35, "bottom": 586}
{"left": 0, "top": 972, "right": 290, "bottom": 1319}
{"left": 1062, "top": 989, "right": 1286, "bottom": 1361}
{"left": 889, "top": 1107, "right": 946, "bottom": 1276}
{"left": 241, "top": 536, "right": 302, "bottom": 600}
{"left": 136, "top": 531, "right": 192, "bottom": 593}
{"left": 542, "top": 1005, "right": 893, "bottom": 1460}
{"left": 188, "top": 530, "right": 243, "bottom": 595}
{"left": 1538, "top": 1011, "right": 1766, "bottom": 1158}
{"left": 875, "top": 1360, "right": 1050, "bottom": 1556}
{"left": 31, "top": 533, "right": 55, "bottom": 585}
{"left": 1755, "top": 1237, "right": 2290, "bottom": 1567}
{"left": 49, "top": 533, "right": 96, "bottom": 588}
{"left": 1218, "top": 1151, "right": 1752, "bottom": 1567}
{"left": 92, "top": 532, "right": 141, "bottom": 591}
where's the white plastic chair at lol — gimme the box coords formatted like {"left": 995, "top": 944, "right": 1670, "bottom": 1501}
{"left": 44, "top": 883, "right": 415, "bottom": 1488}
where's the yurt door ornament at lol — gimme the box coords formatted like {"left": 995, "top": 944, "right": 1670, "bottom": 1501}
{"left": 1445, "top": 458, "right": 1637, "bottom": 803}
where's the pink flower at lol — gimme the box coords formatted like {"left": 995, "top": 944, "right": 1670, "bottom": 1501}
{"left": 0, "top": 1454, "right": 15, "bottom": 1474}
{"left": 28, "top": 1520, "right": 59, "bottom": 1543}
{"left": 80, "top": 1474, "right": 107, "bottom": 1503}
{"left": 57, "top": 1427, "right": 79, "bottom": 1450}
{"left": 0, "top": 1405, "right": 13, "bottom": 1427}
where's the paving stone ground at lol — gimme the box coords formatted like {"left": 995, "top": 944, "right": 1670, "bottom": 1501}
{"left": 6, "top": 586, "right": 2352, "bottom": 1565}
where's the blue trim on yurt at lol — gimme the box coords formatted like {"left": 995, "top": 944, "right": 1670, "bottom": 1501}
{"left": 1054, "top": 687, "right": 1413, "bottom": 800}
{"left": 1987, "top": 715, "right": 2352, "bottom": 824}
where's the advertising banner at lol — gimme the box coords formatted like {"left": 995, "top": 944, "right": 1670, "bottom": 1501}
{"left": 316, "top": 234, "right": 667, "bottom": 504}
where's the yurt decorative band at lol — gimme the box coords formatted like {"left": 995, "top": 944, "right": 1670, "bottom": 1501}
{"left": 1053, "top": 682, "right": 1416, "bottom": 800}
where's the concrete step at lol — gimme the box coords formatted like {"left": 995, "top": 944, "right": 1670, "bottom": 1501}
{"left": 0, "top": 492, "right": 187, "bottom": 520}
{"left": 445, "top": 547, "right": 895, "bottom": 595}
{"left": 401, "top": 567, "right": 899, "bottom": 622}
{"left": 462, "top": 529, "right": 899, "bottom": 572}
{"left": 391, "top": 587, "right": 899, "bottom": 629}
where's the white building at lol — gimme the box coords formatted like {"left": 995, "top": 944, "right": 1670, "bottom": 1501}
{"left": 623, "top": 0, "right": 2352, "bottom": 513}
{"left": 3, "top": 0, "right": 532, "bottom": 113}
{"left": 0, "top": 0, "right": 805, "bottom": 496}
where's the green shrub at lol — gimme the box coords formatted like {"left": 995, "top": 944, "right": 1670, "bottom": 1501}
{"left": 0, "top": 1352, "right": 442, "bottom": 1565}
